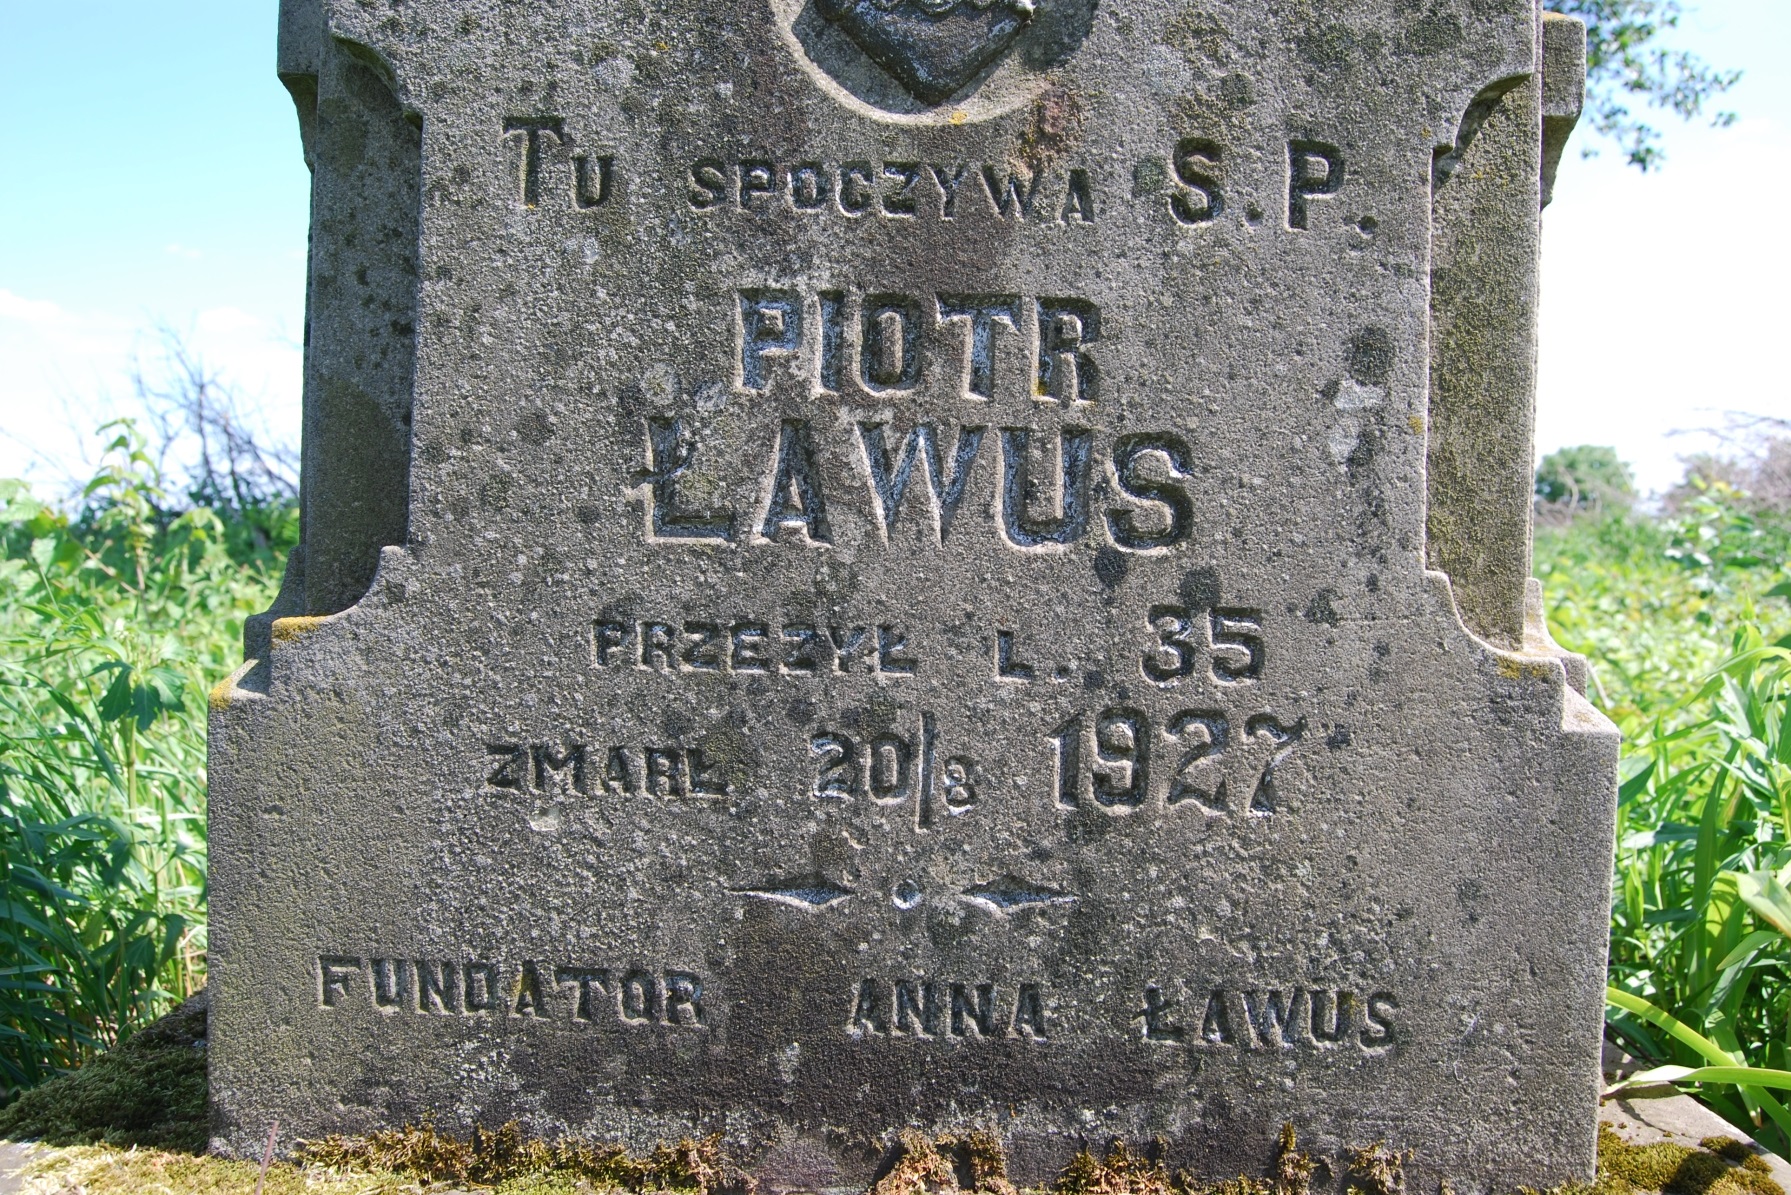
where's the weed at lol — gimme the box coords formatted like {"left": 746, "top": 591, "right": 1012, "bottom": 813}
{"left": 0, "top": 428, "right": 291, "bottom": 1096}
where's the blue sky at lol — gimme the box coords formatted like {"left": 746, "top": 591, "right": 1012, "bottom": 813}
{"left": 0, "top": 2, "right": 308, "bottom": 487}
{"left": 0, "top": 1, "right": 1786, "bottom": 495}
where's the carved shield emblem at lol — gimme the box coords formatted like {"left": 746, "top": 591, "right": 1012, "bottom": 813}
{"left": 815, "top": 0, "right": 1036, "bottom": 105}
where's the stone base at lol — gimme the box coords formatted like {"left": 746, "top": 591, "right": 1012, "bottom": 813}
{"left": 1601, "top": 1039, "right": 1790, "bottom": 1188}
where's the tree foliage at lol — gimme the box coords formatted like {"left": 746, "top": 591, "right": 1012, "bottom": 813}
{"left": 1537, "top": 444, "right": 1637, "bottom": 511}
{"left": 1545, "top": 0, "right": 1740, "bottom": 171}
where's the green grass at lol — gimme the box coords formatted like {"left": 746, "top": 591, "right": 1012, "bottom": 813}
{"left": 0, "top": 426, "right": 291, "bottom": 1097}
{"left": 1538, "top": 486, "right": 1791, "bottom": 1152}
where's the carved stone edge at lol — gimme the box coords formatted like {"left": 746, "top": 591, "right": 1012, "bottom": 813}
{"left": 1424, "top": 570, "right": 1615, "bottom": 742}
{"left": 1540, "top": 13, "right": 1587, "bottom": 208}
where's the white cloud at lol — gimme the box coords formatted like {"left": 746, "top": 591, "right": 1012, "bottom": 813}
{"left": 0, "top": 289, "right": 73, "bottom": 325}
{"left": 0, "top": 292, "right": 300, "bottom": 497}
{"left": 1537, "top": 113, "right": 1791, "bottom": 496}
{"left": 194, "top": 305, "right": 273, "bottom": 337}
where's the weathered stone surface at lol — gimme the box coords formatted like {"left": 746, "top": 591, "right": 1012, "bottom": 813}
{"left": 210, "top": 0, "right": 1618, "bottom": 1188}
{"left": 1541, "top": 14, "right": 1588, "bottom": 209}
{"left": 1427, "top": 50, "right": 1542, "bottom": 652}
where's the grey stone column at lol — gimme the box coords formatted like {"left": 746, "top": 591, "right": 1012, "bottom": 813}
{"left": 1426, "top": 6, "right": 1584, "bottom": 649}
{"left": 277, "top": 0, "right": 420, "bottom": 618}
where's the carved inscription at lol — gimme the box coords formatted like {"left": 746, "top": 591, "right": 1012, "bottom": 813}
{"left": 1050, "top": 706, "right": 1304, "bottom": 814}
{"left": 1168, "top": 137, "right": 1223, "bottom": 224}
{"left": 502, "top": 117, "right": 614, "bottom": 210}
{"left": 595, "top": 619, "right": 916, "bottom": 676}
{"left": 811, "top": 709, "right": 978, "bottom": 829}
{"left": 994, "top": 604, "right": 1267, "bottom": 684}
{"left": 1286, "top": 141, "right": 1345, "bottom": 230}
{"left": 682, "top": 143, "right": 1350, "bottom": 231}
{"left": 738, "top": 287, "right": 1096, "bottom": 403}
{"left": 620, "top": 276, "right": 1226, "bottom": 553}
{"left": 991, "top": 601, "right": 1310, "bottom": 814}
{"left": 490, "top": 132, "right": 1351, "bottom": 229}
{"left": 628, "top": 281, "right": 1208, "bottom": 553}
{"left": 1141, "top": 606, "right": 1266, "bottom": 684}
{"left": 319, "top": 956, "right": 705, "bottom": 1027}
{"left": 485, "top": 742, "right": 731, "bottom": 797}
{"left": 850, "top": 978, "right": 1049, "bottom": 1039}
{"left": 691, "top": 159, "right": 1095, "bottom": 224}
{"left": 635, "top": 418, "right": 1195, "bottom": 553}
{"left": 1135, "top": 986, "right": 1395, "bottom": 1052}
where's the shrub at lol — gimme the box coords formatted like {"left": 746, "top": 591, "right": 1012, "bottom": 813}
{"left": 1537, "top": 444, "right": 1637, "bottom": 512}
{"left": 0, "top": 426, "right": 290, "bottom": 1097}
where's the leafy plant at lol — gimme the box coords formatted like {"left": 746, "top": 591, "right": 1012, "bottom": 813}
{"left": 0, "top": 426, "right": 290, "bottom": 1098}
{"left": 1537, "top": 468, "right": 1791, "bottom": 1148}
{"left": 1601, "top": 628, "right": 1791, "bottom": 1150}
{"left": 1544, "top": 0, "right": 1741, "bottom": 171}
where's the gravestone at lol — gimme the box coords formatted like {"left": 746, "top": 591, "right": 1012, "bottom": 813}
{"left": 210, "top": 0, "right": 1618, "bottom": 1187}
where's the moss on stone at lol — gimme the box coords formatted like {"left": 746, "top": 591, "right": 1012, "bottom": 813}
{"left": 299, "top": 1121, "right": 743, "bottom": 1192}
{"left": 18, "top": 1146, "right": 406, "bottom": 1194}
{"left": 4, "top": 1084, "right": 1787, "bottom": 1195}
{"left": 1702, "top": 1138, "right": 1778, "bottom": 1176}
{"left": 868, "top": 1128, "right": 1022, "bottom": 1195}
{"left": 1591, "top": 1124, "right": 1785, "bottom": 1195}
{"left": 870, "top": 1129, "right": 975, "bottom": 1195}
{"left": 1345, "top": 1142, "right": 1412, "bottom": 1195}
{"left": 1051, "top": 1125, "right": 1320, "bottom": 1195}
{"left": 0, "top": 993, "right": 207, "bottom": 1153}
{"left": 1535, "top": 1125, "right": 1787, "bottom": 1195}
{"left": 1054, "top": 1139, "right": 1179, "bottom": 1195}
{"left": 15, "top": 1146, "right": 603, "bottom": 1193}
